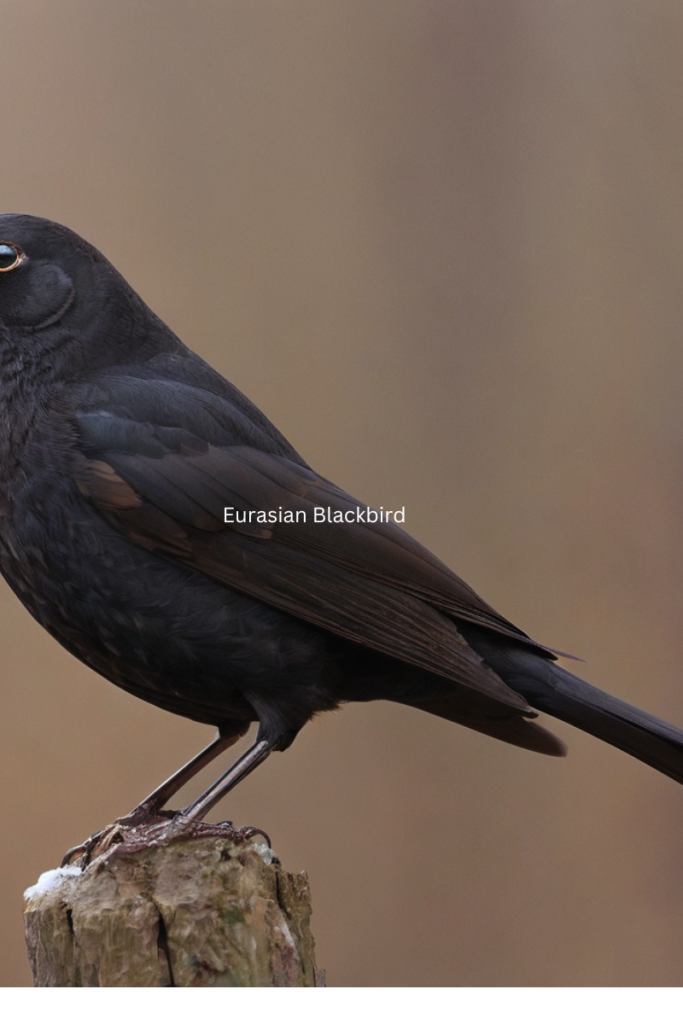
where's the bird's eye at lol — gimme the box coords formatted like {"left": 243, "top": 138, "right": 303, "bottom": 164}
{"left": 0, "top": 242, "right": 25, "bottom": 273}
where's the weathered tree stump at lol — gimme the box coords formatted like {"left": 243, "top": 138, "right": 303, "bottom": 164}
{"left": 24, "top": 822, "right": 322, "bottom": 987}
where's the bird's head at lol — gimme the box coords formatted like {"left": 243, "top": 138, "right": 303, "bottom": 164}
{"left": 0, "top": 213, "right": 175, "bottom": 374}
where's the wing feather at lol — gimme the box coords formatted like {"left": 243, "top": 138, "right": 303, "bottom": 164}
{"left": 68, "top": 394, "right": 556, "bottom": 714}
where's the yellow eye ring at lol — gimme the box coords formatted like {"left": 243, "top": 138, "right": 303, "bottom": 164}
{"left": 0, "top": 241, "right": 26, "bottom": 273}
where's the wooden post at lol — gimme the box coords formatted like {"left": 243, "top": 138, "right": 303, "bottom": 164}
{"left": 23, "top": 821, "right": 323, "bottom": 987}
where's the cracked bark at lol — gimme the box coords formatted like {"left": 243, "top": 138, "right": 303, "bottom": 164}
{"left": 24, "top": 831, "right": 323, "bottom": 987}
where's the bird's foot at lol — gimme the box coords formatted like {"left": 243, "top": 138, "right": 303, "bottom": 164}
{"left": 170, "top": 815, "right": 272, "bottom": 851}
{"left": 61, "top": 809, "right": 271, "bottom": 869}
{"left": 60, "top": 803, "right": 173, "bottom": 868}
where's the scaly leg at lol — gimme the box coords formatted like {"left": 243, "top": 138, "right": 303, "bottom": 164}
{"left": 182, "top": 739, "right": 273, "bottom": 821}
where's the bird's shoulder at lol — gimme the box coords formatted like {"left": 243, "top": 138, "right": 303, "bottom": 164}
{"left": 60, "top": 352, "right": 308, "bottom": 463}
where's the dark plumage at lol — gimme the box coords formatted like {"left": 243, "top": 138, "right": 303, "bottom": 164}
{"left": 0, "top": 212, "right": 682, "bottom": 825}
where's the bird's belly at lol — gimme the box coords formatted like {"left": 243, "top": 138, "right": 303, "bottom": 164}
{"left": 0, "top": 500, "right": 340, "bottom": 728}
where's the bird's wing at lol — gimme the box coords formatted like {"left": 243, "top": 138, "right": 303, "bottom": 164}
{"left": 67, "top": 380, "right": 547, "bottom": 712}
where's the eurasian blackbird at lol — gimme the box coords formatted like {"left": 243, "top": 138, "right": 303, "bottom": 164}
{"left": 1, "top": 212, "right": 682, "bottom": 824}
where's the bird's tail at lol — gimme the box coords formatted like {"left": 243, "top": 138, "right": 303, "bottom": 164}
{"left": 520, "top": 659, "right": 683, "bottom": 785}
{"left": 455, "top": 623, "right": 683, "bottom": 785}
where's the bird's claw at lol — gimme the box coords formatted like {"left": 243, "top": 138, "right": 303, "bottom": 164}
{"left": 60, "top": 824, "right": 125, "bottom": 868}
{"left": 229, "top": 823, "right": 272, "bottom": 848}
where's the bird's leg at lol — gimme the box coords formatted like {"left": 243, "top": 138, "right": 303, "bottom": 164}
{"left": 126, "top": 727, "right": 246, "bottom": 822}
{"left": 61, "top": 724, "right": 249, "bottom": 866}
{"left": 181, "top": 738, "right": 273, "bottom": 822}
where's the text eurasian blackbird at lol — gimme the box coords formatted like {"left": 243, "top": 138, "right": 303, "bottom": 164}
{"left": 1, "top": 213, "right": 683, "bottom": 825}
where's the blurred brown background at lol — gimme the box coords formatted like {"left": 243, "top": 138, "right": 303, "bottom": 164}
{"left": 1, "top": 0, "right": 683, "bottom": 987}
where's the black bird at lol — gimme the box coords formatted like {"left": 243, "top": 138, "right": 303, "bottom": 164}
{"left": 1, "top": 213, "right": 682, "bottom": 829}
